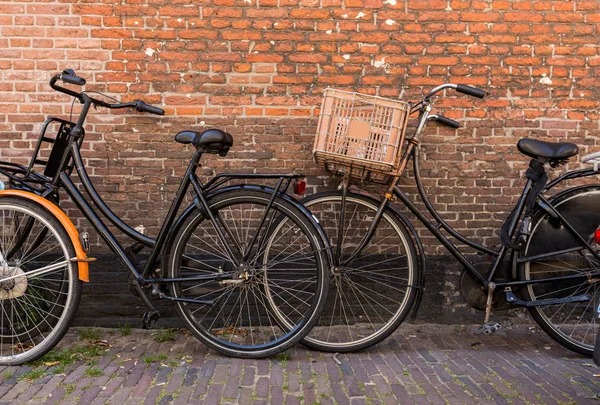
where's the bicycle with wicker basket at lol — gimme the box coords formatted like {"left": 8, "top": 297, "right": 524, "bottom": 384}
{"left": 301, "top": 84, "right": 600, "bottom": 356}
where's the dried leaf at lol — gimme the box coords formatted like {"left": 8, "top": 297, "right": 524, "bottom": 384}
{"left": 44, "top": 361, "right": 60, "bottom": 367}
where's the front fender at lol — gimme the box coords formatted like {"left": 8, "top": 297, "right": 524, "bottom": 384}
{"left": 0, "top": 190, "right": 90, "bottom": 282}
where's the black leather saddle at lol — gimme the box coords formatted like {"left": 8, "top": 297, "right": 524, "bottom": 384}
{"left": 175, "top": 129, "right": 233, "bottom": 156}
{"left": 517, "top": 138, "right": 578, "bottom": 161}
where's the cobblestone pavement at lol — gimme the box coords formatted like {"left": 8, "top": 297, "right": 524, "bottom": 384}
{"left": 0, "top": 324, "right": 598, "bottom": 405}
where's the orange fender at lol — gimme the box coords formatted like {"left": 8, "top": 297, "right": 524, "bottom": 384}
{"left": 0, "top": 190, "right": 90, "bottom": 282}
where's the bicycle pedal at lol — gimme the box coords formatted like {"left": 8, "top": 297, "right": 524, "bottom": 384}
{"left": 477, "top": 322, "right": 501, "bottom": 335}
{"left": 142, "top": 310, "right": 160, "bottom": 329}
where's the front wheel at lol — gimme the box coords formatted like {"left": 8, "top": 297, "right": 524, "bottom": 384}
{"left": 166, "top": 189, "right": 328, "bottom": 358}
{"left": 0, "top": 197, "right": 81, "bottom": 365}
{"left": 297, "top": 191, "right": 419, "bottom": 352}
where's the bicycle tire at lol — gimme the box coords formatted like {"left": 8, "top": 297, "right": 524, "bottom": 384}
{"left": 0, "top": 197, "right": 81, "bottom": 365}
{"left": 520, "top": 185, "right": 600, "bottom": 356}
{"left": 166, "top": 188, "right": 328, "bottom": 358}
{"left": 293, "top": 191, "right": 419, "bottom": 352}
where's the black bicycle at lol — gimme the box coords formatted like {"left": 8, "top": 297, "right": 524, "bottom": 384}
{"left": 305, "top": 84, "right": 600, "bottom": 355}
{"left": 0, "top": 70, "right": 328, "bottom": 364}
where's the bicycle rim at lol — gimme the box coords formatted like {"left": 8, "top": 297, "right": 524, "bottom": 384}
{"left": 294, "top": 192, "right": 418, "bottom": 352}
{"left": 522, "top": 195, "right": 600, "bottom": 356}
{"left": 0, "top": 198, "right": 79, "bottom": 364}
{"left": 168, "top": 190, "right": 327, "bottom": 358}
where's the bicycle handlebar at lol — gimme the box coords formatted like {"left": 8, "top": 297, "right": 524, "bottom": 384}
{"left": 428, "top": 115, "right": 460, "bottom": 129}
{"left": 49, "top": 70, "right": 164, "bottom": 116}
{"left": 424, "top": 83, "right": 486, "bottom": 100}
{"left": 455, "top": 84, "right": 486, "bottom": 99}
{"left": 135, "top": 100, "right": 165, "bottom": 115}
{"left": 62, "top": 73, "right": 86, "bottom": 86}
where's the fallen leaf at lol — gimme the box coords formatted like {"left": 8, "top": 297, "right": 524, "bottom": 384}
{"left": 44, "top": 361, "right": 60, "bottom": 367}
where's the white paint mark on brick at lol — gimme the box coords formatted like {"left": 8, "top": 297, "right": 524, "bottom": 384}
{"left": 385, "top": 19, "right": 396, "bottom": 25}
{"left": 356, "top": 12, "right": 366, "bottom": 19}
{"left": 326, "top": 29, "right": 332, "bottom": 34}
{"left": 371, "top": 57, "right": 391, "bottom": 73}
{"left": 383, "top": 0, "right": 397, "bottom": 5}
{"left": 134, "top": 225, "right": 145, "bottom": 235}
{"left": 243, "top": 0, "right": 252, "bottom": 3}
{"left": 145, "top": 48, "right": 155, "bottom": 57}
{"left": 343, "top": 54, "right": 350, "bottom": 60}
{"left": 270, "top": 41, "right": 275, "bottom": 45}
{"left": 132, "top": 127, "right": 139, "bottom": 133}
{"left": 187, "top": 94, "right": 191, "bottom": 98}
{"left": 539, "top": 73, "right": 552, "bottom": 85}
{"left": 191, "top": 22, "right": 196, "bottom": 26}
{"left": 274, "top": 23, "right": 279, "bottom": 26}
{"left": 200, "top": 121, "right": 206, "bottom": 126}
{"left": 177, "top": 18, "right": 182, "bottom": 22}
{"left": 342, "top": 14, "right": 348, "bottom": 18}
{"left": 134, "top": 21, "right": 139, "bottom": 25}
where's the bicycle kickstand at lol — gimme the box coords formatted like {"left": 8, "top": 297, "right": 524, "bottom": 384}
{"left": 131, "top": 278, "right": 161, "bottom": 329}
{"left": 477, "top": 282, "right": 501, "bottom": 335}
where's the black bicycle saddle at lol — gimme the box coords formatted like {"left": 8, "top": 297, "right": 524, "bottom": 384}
{"left": 175, "top": 129, "right": 234, "bottom": 156}
{"left": 516, "top": 138, "right": 578, "bottom": 160}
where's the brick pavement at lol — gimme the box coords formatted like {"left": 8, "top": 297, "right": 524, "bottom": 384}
{"left": 0, "top": 324, "right": 598, "bottom": 405}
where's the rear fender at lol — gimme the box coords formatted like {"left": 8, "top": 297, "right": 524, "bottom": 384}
{"left": 161, "top": 184, "right": 327, "bottom": 273}
{"left": 527, "top": 185, "right": 600, "bottom": 257}
{"left": 0, "top": 190, "right": 90, "bottom": 282}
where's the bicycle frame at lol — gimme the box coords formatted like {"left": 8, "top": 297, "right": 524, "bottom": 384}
{"left": 334, "top": 84, "right": 600, "bottom": 296}
{"left": 0, "top": 88, "right": 306, "bottom": 313}
{"left": 391, "top": 143, "right": 600, "bottom": 290}
{"left": 60, "top": 139, "right": 301, "bottom": 285}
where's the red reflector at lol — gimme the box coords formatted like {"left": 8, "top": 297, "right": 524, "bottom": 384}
{"left": 595, "top": 230, "right": 600, "bottom": 244}
{"left": 294, "top": 179, "right": 307, "bottom": 195}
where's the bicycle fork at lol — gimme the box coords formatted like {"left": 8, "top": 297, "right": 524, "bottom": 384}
{"left": 336, "top": 176, "right": 395, "bottom": 267}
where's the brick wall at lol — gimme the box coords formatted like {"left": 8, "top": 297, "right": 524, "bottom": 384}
{"left": 0, "top": 2, "right": 599, "bottom": 255}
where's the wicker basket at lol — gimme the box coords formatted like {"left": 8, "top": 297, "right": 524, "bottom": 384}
{"left": 313, "top": 88, "right": 410, "bottom": 184}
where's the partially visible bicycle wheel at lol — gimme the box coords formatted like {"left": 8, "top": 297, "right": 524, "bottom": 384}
{"left": 0, "top": 197, "right": 81, "bottom": 365}
{"left": 295, "top": 191, "right": 418, "bottom": 352}
{"left": 166, "top": 188, "right": 328, "bottom": 358}
{"left": 521, "top": 186, "right": 600, "bottom": 356}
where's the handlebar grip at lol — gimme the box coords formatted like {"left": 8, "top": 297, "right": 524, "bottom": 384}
{"left": 62, "top": 74, "right": 86, "bottom": 86}
{"left": 455, "top": 84, "right": 486, "bottom": 99}
{"left": 135, "top": 100, "right": 165, "bottom": 116}
{"left": 435, "top": 115, "right": 460, "bottom": 129}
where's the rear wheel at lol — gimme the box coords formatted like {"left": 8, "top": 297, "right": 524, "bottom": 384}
{"left": 521, "top": 186, "right": 600, "bottom": 356}
{"left": 0, "top": 197, "right": 81, "bottom": 365}
{"left": 167, "top": 189, "right": 328, "bottom": 358}
{"left": 296, "top": 191, "right": 418, "bottom": 352}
